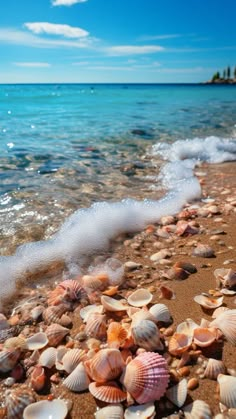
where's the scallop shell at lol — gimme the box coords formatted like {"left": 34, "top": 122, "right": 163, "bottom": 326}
{"left": 101, "top": 295, "right": 129, "bottom": 312}
{"left": 127, "top": 288, "right": 153, "bottom": 308}
{"left": 107, "top": 322, "right": 129, "bottom": 348}
{"left": 203, "top": 358, "right": 226, "bottom": 380}
{"left": 120, "top": 352, "right": 169, "bottom": 404}
{"left": 217, "top": 374, "right": 236, "bottom": 408}
{"left": 43, "top": 304, "right": 68, "bottom": 325}
{"left": 84, "top": 348, "right": 125, "bottom": 383}
{"left": 85, "top": 313, "right": 107, "bottom": 339}
{"left": 183, "top": 399, "right": 212, "bottom": 418}
{"left": 58, "top": 279, "right": 86, "bottom": 301}
{"left": 192, "top": 243, "right": 215, "bottom": 258}
{"left": 194, "top": 294, "right": 224, "bottom": 310}
{"left": 89, "top": 381, "right": 127, "bottom": 403}
{"left": 0, "top": 348, "right": 21, "bottom": 372}
{"left": 45, "top": 324, "right": 70, "bottom": 347}
{"left": 3, "top": 336, "right": 27, "bottom": 351}
{"left": 30, "top": 305, "right": 44, "bottom": 321}
{"left": 63, "top": 362, "right": 90, "bottom": 392}
{"left": 130, "top": 308, "right": 157, "bottom": 324}
{"left": 131, "top": 319, "right": 164, "bottom": 351}
{"left": 168, "top": 333, "right": 192, "bottom": 356}
{"left": 82, "top": 275, "right": 105, "bottom": 292}
{"left": 176, "top": 318, "right": 199, "bottom": 337}
{"left": 193, "top": 327, "right": 217, "bottom": 347}
{"left": 23, "top": 399, "right": 68, "bottom": 419}
{"left": 212, "top": 306, "right": 230, "bottom": 319}
{"left": 166, "top": 379, "right": 188, "bottom": 408}
{"left": 80, "top": 304, "right": 104, "bottom": 322}
{"left": 210, "top": 309, "right": 236, "bottom": 345}
{"left": 26, "top": 332, "right": 49, "bottom": 350}
{"left": 95, "top": 404, "right": 124, "bottom": 419}
{"left": 124, "top": 402, "right": 155, "bottom": 419}
{"left": 38, "top": 347, "right": 57, "bottom": 368}
{"left": 62, "top": 348, "right": 87, "bottom": 374}
{"left": 149, "top": 303, "right": 172, "bottom": 324}
{"left": 214, "top": 268, "right": 236, "bottom": 289}
{"left": 5, "top": 386, "right": 36, "bottom": 419}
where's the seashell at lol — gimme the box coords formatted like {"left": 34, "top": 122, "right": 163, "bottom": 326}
{"left": 30, "top": 305, "right": 44, "bottom": 321}
{"left": 183, "top": 399, "right": 212, "bottom": 418}
{"left": 159, "top": 285, "right": 176, "bottom": 300}
{"left": 95, "top": 404, "right": 124, "bottom": 419}
{"left": 194, "top": 294, "right": 223, "bottom": 310}
{"left": 203, "top": 358, "right": 226, "bottom": 380}
{"left": 149, "top": 303, "right": 172, "bottom": 324}
{"left": 127, "top": 288, "right": 153, "bottom": 308}
{"left": 212, "top": 306, "right": 230, "bottom": 318}
{"left": 30, "top": 365, "right": 46, "bottom": 392}
{"left": 47, "top": 286, "right": 66, "bottom": 306}
{"left": 26, "top": 332, "right": 49, "bottom": 350}
{"left": 55, "top": 346, "right": 69, "bottom": 370}
{"left": 85, "top": 313, "right": 107, "bottom": 339}
{"left": 63, "top": 362, "right": 90, "bottom": 392}
{"left": 131, "top": 319, "right": 164, "bottom": 351}
{"left": 82, "top": 275, "right": 106, "bottom": 292}
{"left": 80, "top": 304, "right": 104, "bottom": 322}
{"left": 192, "top": 243, "right": 215, "bottom": 258}
{"left": 130, "top": 308, "right": 156, "bottom": 324}
{"left": 221, "top": 288, "right": 236, "bottom": 295}
{"left": 89, "top": 381, "right": 127, "bottom": 403}
{"left": 5, "top": 386, "right": 36, "bottom": 419}
{"left": 168, "top": 333, "right": 192, "bottom": 356}
{"left": 217, "top": 374, "right": 236, "bottom": 408}
{"left": 43, "top": 304, "right": 68, "bottom": 325}
{"left": 0, "top": 348, "right": 21, "bottom": 372}
{"left": 58, "top": 279, "right": 86, "bottom": 301}
{"left": 62, "top": 348, "right": 87, "bottom": 374}
{"left": 174, "top": 261, "right": 197, "bottom": 274}
{"left": 160, "top": 215, "right": 175, "bottom": 225}
{"left": 166, "top": 379, "right": 188, "bottom": 408}
{"left": 3, "top": 336, "right": 27, "bottom": 351}
{"left": 193, "top": 327, "right": 217, "bottom": 347}
{"left": 101, "top": 295, "right": 129, "bottom": 312}
{"left": 23, "top": 399, "right": 68, "bottom": 419}
{"left": 120, "top": 352, "right": 169, "bottom": 404}
{"left": 210, "top": 309, "right": 236, "bottom": 345}
{"left": 102, "top": 286, "right": 119, "bottom": 296}
{"left": 107, "top": 322, "right": 129, "bottom": 348}
{"left": 124, "top": 402, "right": 155, "bottom": 419}
{"left": 84, "top": 348, "right": 125, "bottom": 383}
{"left": 38, "top": 347, "right": 57, "bottom": 368}
{"left": 45, "top": 324, "right": 70, "bottom": 347}
{"left": 175, "top": 222, "right": 199, "bottom": 236}
{"left": 214, "top": 268, "right": 236, "bottom": 289}
{"left": 176, "top": 318, "right": 199, "bottom": 337}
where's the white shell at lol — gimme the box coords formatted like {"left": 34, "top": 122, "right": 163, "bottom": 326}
{"left": 101, "top": 295, "right": 129, "bottom": 312}
{"left": 183, "top": 400, "right": 212, "bottom": 418}
{"left": 23, "top": 399, "right": 68, "bottom": 419}
{"left": 38, "top": 347, "right": 57, "bottom": 368}
{"left": 217, "top": 374, "right": 236, "bottom": 408}
{"left": 95, "top": 404, "right": 124, "bottom": 419}
{"left": 62, "top": 348, "right": 87, "bottom": 374}
{"left": 124, "top": 402, "right": 155, "bottom": 419}
{"left": 26, "top": 333, "right": 49, "bottom": 350}
{"left": 194, "top": 294, "right": 224, "bottom": 309}
{"left": 214, "top": 268, "right": 236, "bottom": 288}
{"left": 210, "top": 309, "right": 236, "bottom": 345}
{"left": 80, "top": 304, "right": 104, "bottom": 322}
{"left": 176, "top": 318, "right": 199, "bottom": 337}
{"left": 127, "top": 289, "right": 153, "bottom": 308}
{"left": 131, "top": 319, "right": 163, "bottom": 351}
{"left": 166, "top": 379, "right": 188, "bottom": 408}
{"left": 63, "top": 362, "right": 90, "bottom": 392}
{"left": 149, "top": 303, "right": 172, "bottom": 324}
{"left": 203, "top": 358, "right": 226, "bottom": 380}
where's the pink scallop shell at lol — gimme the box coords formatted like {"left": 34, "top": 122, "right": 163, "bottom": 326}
{"left": 89, "top": 381, "right": 127, "bottom": 403}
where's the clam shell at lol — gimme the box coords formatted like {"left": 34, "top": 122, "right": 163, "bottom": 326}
{"left": 63, "top": 362, "right": 90, "bottom": 392}
{"left": 212, "top": 307, "right": 230, "bottom": 319}
{"left": 193, "top": 327, "right": 217, "bottom": 347}
{"left": 82, "top": 275, "right": 105, "bottom": 292}
{"left": 131, "top": 319, "right": 163, "bottom": 351}
{"left": 0, "top": 348, "right": 21, "bottom": 372}
{"left": 45, "top": 324, "right": 69, "bottom": 347}
{"left": 217, "top": 374, "right": 236, "bottom": 408}
{"left": 168, "top": 333, "right": 192, "bottom": 356}
{"left": 85, "top": 312, "right": 107, "bottom": 339}
{"left": 149, "top": 303, "right": 172, "bottom": 324}
{"left": 183, "top": 400, "right": 212, "bottom": 418}
{"left": 192, "top": 244, "right": 215, "bottom": 258}
{"left": 124, "top": 402, "right": 155, "bottom": 419}
{"left": 101, "top": 295, "right": 129, "bottom": 312}
{"left": 30, "top": 305, "right": 44, "bottom": 321}
{"left": 120, "top": 352, "right": 169, "bottom": 404}
{"left": 62, "top": 348, "right": 87, "bottom": 374}
{"left": 23, "top": 399, "right": 68, "bottom": 419}
{"left": 107, "top": 321, "right": 129, "bottom": 348}
{"left": 30, "top": 365, "right": 46, "bottom": 392}
{"left": 214, "top": 268, "right": 236, "bottom": 289}
{"left": 84, "top": 348, "right": 125, "bottom": 383}
{"left": 80, "top": 304, "right": 104, "bottom": 322}
{"left": 38, "top": 347, "right": 57, "bottom": 368}
{"left": 3, "top": 336, "right": 27, "bottom": 351}
{"left": 26, "top": 332, "right": 49, "bottom": 350}
{"left": 43, "top": 304, "right": 68, "bottom": 325}
{"left": 58, "top": 279, "right": 86, "bottom": 301}
{"left": 5, "top": 386, "right": 36, "bottom": 419}
{"left": 95, "top": 404, "right": 124, "bottom": 419}
{"left": 176, "top": 318, "right": 199, "bottom": 337}
{"left": 203, "top": 358, "right": 226, "bottom": 380}
{"left": 194, "top": 294, "right": 224, "bottom": 309}
{"left": 166, "top": 379, "right": 188, "bottom": 408}
{"left": 89, "top": 381, "right": 127, "bottom": 403}
{"left": 127, "top": 289, "right": 153, "bottom": 308}
{"left": 210, "top": 309, "right": 236, "bottom": 345}
{"left": 130, "top": 308, "right": 157, "bottom": 324}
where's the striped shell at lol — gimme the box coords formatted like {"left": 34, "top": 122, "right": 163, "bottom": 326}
{"left": 84, "top": 348, "right": 125, "bottom": 383}
{"left": 38, "top": 347, "right": 57, "bottom": 368}
{"left": 85, "top": 313, "right": 107, "bottom": 339}
{"left": 80, "top": 304, "right": 104, "bottom": 322}
{"left": 43, "top": 304, "right": 68, "bottom": 325}
{"left": 45, "top": 324, "right": 70, "bottom": 347}
{"left": 89, "top": 381, "right": 126, "bottom": 403}
{"left": 62, "top": 348, "right": 87, "bottom": 374}
{"left": 107, "top": 322, "right": 129, "bottom": 348}
{"left": 95, "top": 404, "right": 124, "bottom": 419}
{"left": 217, "top": 374, "right": 236, "bottom": 408}
{"left": 0, "top": 348, "right": 21, "bottom": 372}
{"left": 58, "top": 279, "right": 86, "bottom": 301}
{"left": 183, "top": 400, "right": 212, "bottom": 418}
{"left": 63, "top": 362, "right": 90, "bottom": 392}
{"left": 3, "top": 336, "right": 27, "bottom": 351}
{"left": 210, "top": 309, "right": 236, "bottom": 345}
{"left": 120, "top": 352, "right": 169, "bottom": 404}
{"left": 166, "top": 379, "right": 188, "bottom": 408}
{"left": 131, "top": 319, "right": 163, "bottom": 351}
{"left": 149, "top": 303, "right": 172, "bottom": 324}
{"left": 203, "top": 358, "right": 226, "bottom": 380}
{"left": 5, "top": 386, "right": 36, "bottom": 419}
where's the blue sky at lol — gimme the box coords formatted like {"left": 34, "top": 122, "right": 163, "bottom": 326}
{"left": 0, "top": 0, "right": 235, "bottom": 83}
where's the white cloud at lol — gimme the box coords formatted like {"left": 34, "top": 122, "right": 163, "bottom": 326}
{"left": 14, "top": 62, "right": 51, "bottom": 67}
{"left": 24, "top": 22, "right": 89, "bottom": 38}
{"left": 106, "top": 45, "right": 165, "bottom": 56}
{"left": 139, "top": 34, "right": 183, "bottom": 41}
{"left": 52, "top": 0, "right": 87, "bottom": 5}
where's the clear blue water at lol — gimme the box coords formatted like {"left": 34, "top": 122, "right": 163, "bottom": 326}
{"left": 0, "top": 83, "right": 236, "bottom": 253}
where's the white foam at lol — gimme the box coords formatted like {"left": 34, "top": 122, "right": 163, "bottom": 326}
{"left": 0, "top": 136, "right": 235, "bottom": 309}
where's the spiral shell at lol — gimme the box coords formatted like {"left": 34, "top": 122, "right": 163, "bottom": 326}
{"left": 84, "top": 348, "right": 125, "bottom": 383}
{"left": 45, "top": 324, "right": 70, "bottom": 347}
{"left": 30, "top": 365, "right": 46, "bottom": 392}
{"left": 120, "top": 352, "right": 169, "bottom": 404}
{"left": 5, "top": 386, "right": 36, "bottom": 419}
{"left": 89, "top": 381, "right": 127, "bottom": 403}
{"left": 63, "top": 362, "right": 90, "bottom": 392}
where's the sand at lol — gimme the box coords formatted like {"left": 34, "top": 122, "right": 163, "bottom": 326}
{"left": 0, "top": 160, "right": 235, "bottom": 418}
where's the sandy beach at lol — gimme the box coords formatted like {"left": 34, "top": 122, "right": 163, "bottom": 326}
{"left": 0, "top": 160, "right": 235, "bottom": 419}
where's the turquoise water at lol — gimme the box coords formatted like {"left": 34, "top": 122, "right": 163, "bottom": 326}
{"left": 0, "top": 83, "right": 236, "bottom": 253}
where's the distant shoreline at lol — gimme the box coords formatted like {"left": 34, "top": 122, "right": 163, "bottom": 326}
{"left": 203, "top": 78, "right": 236, "bottom": 85}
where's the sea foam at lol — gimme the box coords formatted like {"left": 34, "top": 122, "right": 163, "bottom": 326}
{"left": 0, "top": 136, "right": 235, "bottom": 309}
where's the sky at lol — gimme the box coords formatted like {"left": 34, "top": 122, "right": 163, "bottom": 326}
{"left": 0, "top": 0, "right": 235, "bottom": 84}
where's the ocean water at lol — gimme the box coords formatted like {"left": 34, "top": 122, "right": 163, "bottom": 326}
{"left": 0, "top": 83, "right": 236, "bottom": 306}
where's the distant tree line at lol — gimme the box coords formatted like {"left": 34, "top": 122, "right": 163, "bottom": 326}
{"left": 212, "top": 66, "right": 236, "bottom": 81}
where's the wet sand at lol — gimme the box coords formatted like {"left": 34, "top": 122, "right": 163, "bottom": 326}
{"left": 0, "top": 161, "right": 235, "bottom": 418}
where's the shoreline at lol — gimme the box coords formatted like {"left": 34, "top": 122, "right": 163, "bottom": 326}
{"left": 0, "top": 160, "right": 235, "bottom": 418}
